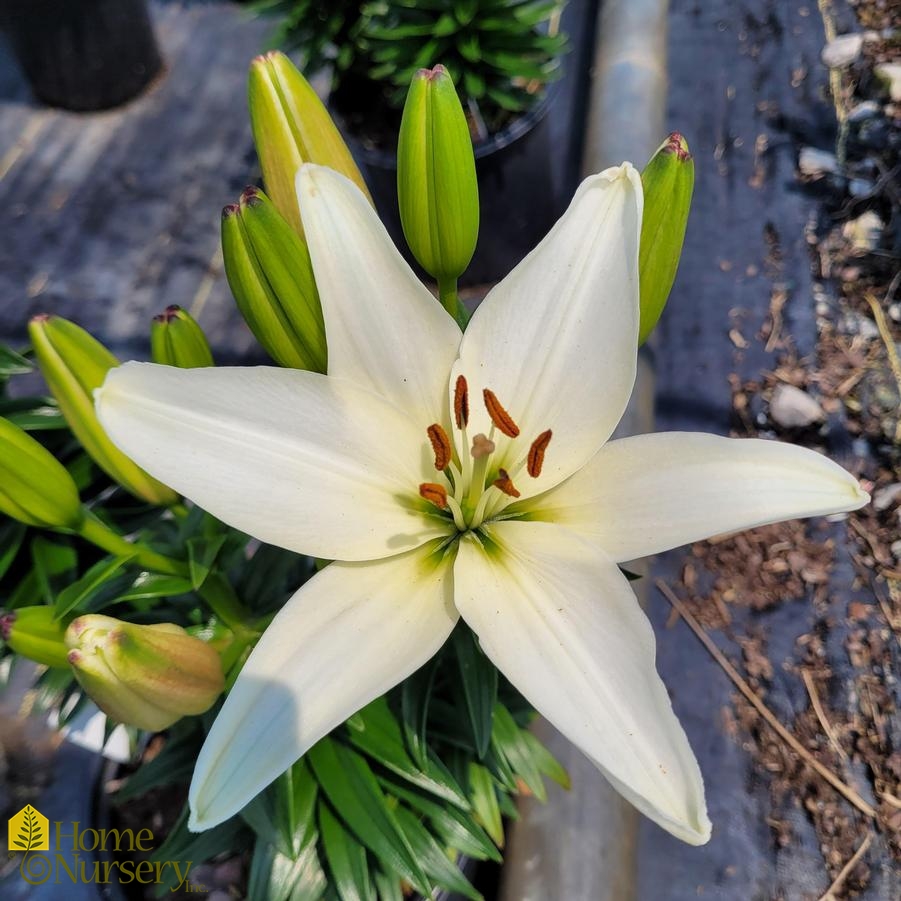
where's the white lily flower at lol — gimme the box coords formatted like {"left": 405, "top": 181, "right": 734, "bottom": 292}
{"left": 96, "top": 163, "right": 867, "bottom": 845}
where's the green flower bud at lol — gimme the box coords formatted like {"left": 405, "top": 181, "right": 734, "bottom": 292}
{"left": 638, "top": 133, "right": 694, "bottom": 345}
{"left": 65, "top": 614, "right": 225, "bottom": 731}
{"left": 221, "top": 187, "right": 327, "bottom": 372}
{"left": 397, "top": 65, "right": 479, "bottom": 283}
{"left": 0, "top": 417, "right": 83, "bottom": 530}
{"left": 248, "top": 51, "right": 371, "bottom": 236}
{"left": 1, "top": 606, "right": 70, "bottom": 668}
{"left": 28, "top": 315, "right": 178, "bottom": 507}
{"left": 151, "top": 305, "right": 214, "bottom": 368}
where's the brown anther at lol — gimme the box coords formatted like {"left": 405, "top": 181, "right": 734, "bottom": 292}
{"left": 426, "top": 423, "right": 452, "bottom": 470}
{"left": 483, "top": 389, "right": 520, "bottom": 438}
{"left": 527, "top": 429, "right": 553, "bottom": 478}
{"left": 419, "top": 482, "right": 448, "bottom": 509}
{"left": 470, "top": 433, "right": 496, "bottom": 459}
{"left": 493, "top": 469, "right": 521, "bottom": 498}
{"left": 454, "top": 375, "right": 469, "bottom": 429}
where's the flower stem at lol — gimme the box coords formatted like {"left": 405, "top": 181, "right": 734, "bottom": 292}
{"left": 77, "top": 514, "right": 188, "bottom": 577}
{"left": 198, "top": 573, "right": 258, "bottom": 640}
{"left": 438, "top": 276, "right": 470, "bottom": 329}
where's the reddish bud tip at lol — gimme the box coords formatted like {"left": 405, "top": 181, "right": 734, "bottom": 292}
{"left": 239, "top": 186, "right": 263, "bottom": 208}
{"left": 30, "top": 313, "right": 53, "bottom": 324}
{"left": 663, "top": 132, "right": 692, "bottom": 161}
{"left": 222, "top": 203, "right": 239, "bottom": 219}
{"left": 67, "top": 649, "right": 82, "bottom": 665}
{"left": 0, "top": 613, "right": 15, "bottom": 642}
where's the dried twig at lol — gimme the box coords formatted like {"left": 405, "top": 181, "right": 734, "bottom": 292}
{"left": 816, "top": 831, "right": 873, "bottom": 901}
{"left": 655, "top": 579, "right": 877, "bottom": 819}
{"left": 863, "top": 292, "right": 901, "bottom": 443}
{"left": 801, "top": 668, "right": 849, "bottom": 763}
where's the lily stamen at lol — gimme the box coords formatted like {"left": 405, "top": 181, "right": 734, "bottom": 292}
{"left": 483, "top": 388, "right": 520, "bottom": 438}
{"left": 454, "top": 375, "right": 469, "bottom": 429}
{"left": 419, "top": 482, "right": 448, "bottom": 509}
{"left": 493, "top": 469, "right": 521, "bottom": 498}
{"left": 427, "top": 423, "right": 452, "bottom": 471}
{"left": 527, "top": 429, "right": 553, "bottom": 478}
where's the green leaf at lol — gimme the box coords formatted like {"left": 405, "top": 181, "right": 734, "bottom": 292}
{"left": 0, "top": 396, "right": 66, "bottom": 430}
{"left": 307, "top": 739, "right": 430, "bottom": 896}
{"left": 453, "top": 625, "right": 497, "bottom": 759}
{"left": 347, "top": 697, "right": 468, "bottom": 809}
{"left": 150, "top": 808, "right": 247, "bottom": 897}
{"left": 0, "top": 345, "right": 33, "bottom": 376}
{"left": 115, "top": 572, "right": 194, "bottom": 603}
{"left": 378, "top": 778, "right": 501, "bottom": 863}
{"left": 372, "top": 869, "right": 404, "bottom": 901}
{"left": 490, "top": 703, "right": 546, "bottom": 801}
{"left": 468, "top": 763, "right": 503, "bottom": 847}
{"left": 30, "top": 535, "right": 77, "bottom": 605}
{"left": 318, "top": 800, "right": 376, "bottom": 901}
{"left": 0, "top": 519, "right": 27, "bottom": 581}
{"left": 54, "top": 552, "right": 136, "bottom": 619}
{"left": 186, "top": 534, "right": 227, "bottom": 590}
{"left": 400, "top": 654, "right": 439, "bottom": 769}
{"left": 394, "top": 806, "right": 482, "bottom": 900}
{"left": 520, "top": 729, "right": 570, "bottom": 789}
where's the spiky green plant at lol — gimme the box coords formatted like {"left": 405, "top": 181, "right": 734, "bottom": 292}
{"left": 359, "top": 0, "right": 567, "bottom": 124}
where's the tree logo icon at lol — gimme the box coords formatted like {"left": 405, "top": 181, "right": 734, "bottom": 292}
{"left": 8, "top": 805, "right": 49, "bottom": 852}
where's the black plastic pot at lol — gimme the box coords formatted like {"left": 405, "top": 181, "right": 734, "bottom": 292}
{"left": 2, "top": 0, "right": 162, "bottom": 111}
{"left": 345, "top": 84, "right": 564, "bottom": 286}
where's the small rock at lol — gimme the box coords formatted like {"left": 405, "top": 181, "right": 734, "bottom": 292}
{"left": 892, "top": 539, "right": 901, "bottom": 561}
{"left": 873, "top": 483, "right": 901, "bottom": 512}
{"left": 847, "top": 100, "right": 880, "bottom": 122}
{"left": 798, "top": 146, "right": 839, "bottom": 177}
{"left": 769, "top": 384, "right": 825, "bottom": 428}
{"left": 821, "top": 33, "right": 863, "bottom": 68}
{"left": 875, "top": 62, "right": 901, "bottom": 102}
{"left": 841, "top": 265, "right": 862, "bottom": 282}
{"left": 842, "top": 210, "right": 883, "bottom": 252}
{"left": 889, "top": 303, "right": 900, "bottom": 323}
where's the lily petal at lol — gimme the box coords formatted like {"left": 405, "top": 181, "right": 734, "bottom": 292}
{"left": 297, "top": 164, "right": 461, "bottom": 424}
{"left": 97, "top": 362, "right": 452, "bottom": 561}
{"left": 522, "top": 432, "right": 869, "bottom": 562}
{"left": 188, "top": 541, "right": 457, "bottom": 830}
{"left": 453, "top": 520, "right": 710, "bottom": 845}
{"left": 450, "top": 165, "right": 642, "bottom": 499}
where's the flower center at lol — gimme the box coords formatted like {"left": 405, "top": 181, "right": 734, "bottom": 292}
{"left": 418, "top": 375, "right": 552, "bottom": 533}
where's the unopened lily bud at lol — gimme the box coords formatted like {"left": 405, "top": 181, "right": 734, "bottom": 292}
{"left": 638, "top": 133, "right": 694, "bottom": 345}
{"left": 248, "top": 51, "right": 370, "bottom": 235}
{"left": 65, "top": 615, "right": 224, "bottom": 731}
{"left": 1, "top": 606, "right": 69, "bottom": 668}
{"left": 28, "top": 315, "right": 178, "bottom": 507}
{"left": 151, "top": 305, "right": 214, "bottom": 368}
{"left": 0, "top": 417, "right": 83, "bottom": 530}
{"left": 397, "top": 65, "right": 479, "bottom": 283}
{"left": 221, "top": 187, "right": 327, "bottom": 371}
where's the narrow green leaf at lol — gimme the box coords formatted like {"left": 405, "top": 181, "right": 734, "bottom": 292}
{"left": 400, "top": 654, "right": 439, "bottom": 769}
{"left": 54, "top": 552, "right": 136, "bottom": 619}
{"left": 0, "top": 519, "right": 27, "bottom": 580}
{"left": 347, "top": 697, "right": 468, "bottom": 809}
{"left": 378, "top": 778, "right": 501, "bottom": 863}
{"left": 520, "top": 730, "right": 570, "bottom": 790}
{"left": 0, "top": 345, "right": 33, "bottom": 376}
{"left": 307, "top": 739, "right": 430, "bottom": 896}
{"left": 453, "top": 626, "right": 497, "bottom": 758}
{"left": 318, "top": 800, "right": 376, "bottom": 901}
{"left": 490, "top": 703, "right": 546, "bottom": 801}
{"left": 468, "top": 763, "right": 503, "bottom": 847}
{"left": 372, "top": 869, "right": 404, "bottom": 901}
{"left": 30, "top": 535, "right": 77, "bottom": 605}
{"left": 187, "top": 534, "right": 227, "bottom": 590}
{"left": 115, "top": 572, "right": 194, "bottom": 603}
{"left": 394, "top": 806, "right": 482, "bottom": 900}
